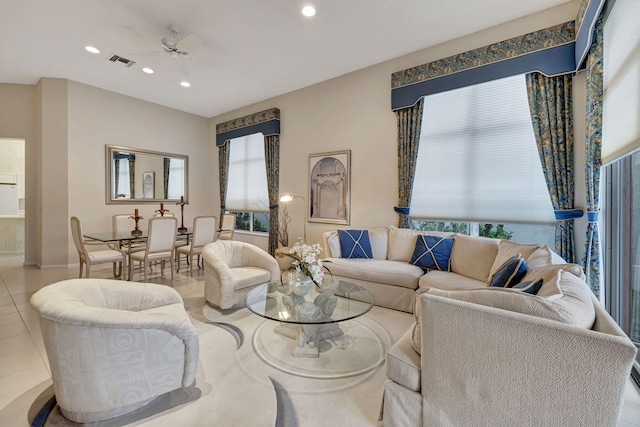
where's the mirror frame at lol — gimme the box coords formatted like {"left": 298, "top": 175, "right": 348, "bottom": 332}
{"left": 105, "top": 145, "right": 189, "bottom": 205}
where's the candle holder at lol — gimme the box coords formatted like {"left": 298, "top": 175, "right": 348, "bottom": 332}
{"left": 129, "top": 212, "right": 144, "bottom": 236}
{"left": 155, "top": 203, "right": 169, "bottom": 217}
{"left": 176, "top": 197, "right": 188, "bottom": 232}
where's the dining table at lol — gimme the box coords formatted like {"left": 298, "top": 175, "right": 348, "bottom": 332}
{"left": 83, "top": 228, "right": 193, "bottom": 280}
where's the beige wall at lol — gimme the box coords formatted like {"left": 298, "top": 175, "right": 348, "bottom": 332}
{"left": 0, "top": 83, "right": 37, "bottom": 264}
{"left": 0, "top": 80, "right": 213, "bottom": 267}
{"left": 209, "top": 2, "right": 586, "bottom": 258}
{"left": 66, "top": 81, "right": 213, "bottom": 266}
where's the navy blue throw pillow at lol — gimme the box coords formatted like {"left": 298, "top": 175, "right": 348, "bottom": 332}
{"left": 512, "top": 279, "right": 544, "bottom": 295}
{"left": 489, "top": 255, "right": 527, "bottom": 288}
{"left": 409, "top": 235, "right": 454, "bottom": 271}
{"left": 338, "top": 230, "right": 373, "bottom": 259}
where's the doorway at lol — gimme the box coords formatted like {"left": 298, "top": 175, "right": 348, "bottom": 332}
{"left": 0, "top": 138, "right": 25, "bottom": 255}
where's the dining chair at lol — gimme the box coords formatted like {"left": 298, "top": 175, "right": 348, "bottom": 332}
{"left": 218, "top": 213, "right": 236, "bottom": 240}
{"left": 111, "top": 214, "right": 146, "bottom": 272}
{"left": 70, "top": 216, "right": 125, "bottom": 279}
{"left": 130, "top": 216, "right": 178, "bottom": 281}
{"left": 177, "top": 216, "right": 217, "bottom": 273}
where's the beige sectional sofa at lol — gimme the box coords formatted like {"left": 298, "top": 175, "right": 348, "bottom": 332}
{"left": 324, "top": 226, "right": 637, "bottom": 425}
{"left": 383, "top": 279, "right": 637, "bottom": 426}
{"left": 323, "top": 226, "right": 573, "bottom": 313}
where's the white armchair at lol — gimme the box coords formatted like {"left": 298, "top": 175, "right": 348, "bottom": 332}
{"left": 203, "top": 240, "right": 280, "bottom": 309}
{"left": 30, "top": 278, "right": 199, "bottom": 423}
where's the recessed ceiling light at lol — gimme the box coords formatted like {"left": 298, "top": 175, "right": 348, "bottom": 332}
{"left": 302, "top": 5, "right": 316, "bottom": 17}
{"left": 180, "top": 81, "right": 191, "bottom": 88}
{"left": 85, "top": 46, "right": 100, "bottom": 54}
{"left": 142, "top": 67, "right": 154, "bottom": 74}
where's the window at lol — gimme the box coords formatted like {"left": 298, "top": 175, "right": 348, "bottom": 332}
{"left": 410, "top": 219, "right": 554, "bottom": 247}
{"left": 167, "top": 158, "right": 185, "bottom": 200}
{"left": 230, "top": 211, "right": 270, "bottom": 233}
{"left": 411, "top": 74, "right": 554, "bottom": 225}
{"left": 603, "top": 154, "right": 640, "bottom": 382}
{"left": 226, "top": 133, "right": 270, "bottom": 233}
{"left": 115, "top": 158, "right": 130, "bottom": 198}
{"left": 602, "top": 0, "right": 640, "bottom": 385}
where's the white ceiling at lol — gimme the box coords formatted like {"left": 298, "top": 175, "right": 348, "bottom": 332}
{"left": 0, "top": 0, "right": 572, "bottom": 118}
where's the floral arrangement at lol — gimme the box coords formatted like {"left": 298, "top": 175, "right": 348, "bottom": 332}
{"left": 282, "top": 239, "right": 330, "bottom": 286}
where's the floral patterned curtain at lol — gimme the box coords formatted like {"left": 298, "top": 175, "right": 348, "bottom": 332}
{"left": 264, "top": 134, "right": 280, "bottom": 256}
{"left": 114, "top": 158, "right": 120, "bottom": 196}
{"left": 583, "top": 14, "right": 604, "bottom": 296}
{"left": 526, "top": 72, "right": 577, "bottom": 263}
{"left": 218, "top": 143, "right": 230, "bottom": 230}
{"left": 395, "top": 98, "right": 424, "bottom": 229}
{"left": 163, "top": 158, "right": 170, "bottom": 199}
{"left": 128, "top": 156, "right": 136, "bottom": 199}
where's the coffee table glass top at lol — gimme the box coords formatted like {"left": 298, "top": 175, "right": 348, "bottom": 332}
{"left": 245, "top": 280, "right": 374, "bottom": 325}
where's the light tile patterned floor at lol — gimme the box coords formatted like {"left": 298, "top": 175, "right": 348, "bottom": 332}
{"left": 0, "top": 253, "right": 639, "bottom": 426}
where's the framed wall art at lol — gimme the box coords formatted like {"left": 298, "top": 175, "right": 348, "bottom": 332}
{"left": 142, "top": 172, "right": 155, "bottom": 199}
{"left": 308, "top": 150, "right": 350, "bottom": 225}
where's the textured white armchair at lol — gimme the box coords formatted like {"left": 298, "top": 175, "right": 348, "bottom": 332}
{"left": 203, "top": 240, "right": 280, "bottom": 309}
{"left": 30, "top": 278, "right": 199, "bottom": 423}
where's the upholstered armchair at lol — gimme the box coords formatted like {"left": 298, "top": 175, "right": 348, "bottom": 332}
{"left": 203, "top": 240, "right": 280, "bottom": 309}
{"left": 30, "top": 278, "right": 199, "bottom": 423}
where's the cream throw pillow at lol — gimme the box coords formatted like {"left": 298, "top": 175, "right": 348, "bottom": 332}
{"left": 449, "top": 234, "right": 500, "bottom": 282}
{"left": 387, "top": 226, "right": 452, "bottom": 262}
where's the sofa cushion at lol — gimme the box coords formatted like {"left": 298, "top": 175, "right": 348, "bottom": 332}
{"left": 409, "top": 235, "right": 454, "bottom": 272}
{"left": 428, "top": 272, "right": 595, "bottom": 328}
{"left": 525, "top": 244, "right": 573, "bottom": 271}
{"left": 419, "top": 270, "right": 486, "bottom": 291}
{"left": 512, "top": 279, "right": 544, "bottom": 294}
{"left": 368, "top": 227, "right": 389, "bottom": 260}
{"left": 387, "top": 226, "right": 454, "bottom": 262}
{"left": 410, "top": 272, "right": 596, "bottom": 353}
{"left": 324, "top": 231, "right": 341, "bottom": 258}
{"left": 489, "top": 255, "right": 527, "bottom": 288}
{"left": 488, "top": 240, "right": 539, "bottom": 283}
{"left": 386, "top": 328, "right": 421, "bottom": 392}
{"left": 338, "top": 230, "right": 373, "bottom": 259}
{"left": 326, "top": 258, "right": 424, "bottom": 289}
{"left": 450, "top": 234, "right": 500, "bottom": 282}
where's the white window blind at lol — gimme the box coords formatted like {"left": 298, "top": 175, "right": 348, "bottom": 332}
{"left": 602, "top": 0, "right": 640, "bottom": 165}
{"left": 225, "top": 132, "right": 269, "bottom": 212}
{"left": 167, "top": 158, "right": 185, "bottom": 200}
{"left": 115, "top": 158, "right": 130, "bottom": 198}
{"left": 410, "top": 74, "right": 554, "bottom": 224}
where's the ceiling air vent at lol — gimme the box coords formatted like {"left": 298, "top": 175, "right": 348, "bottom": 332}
{"left": 107, "top": 54, "right": 136, "bottom": 68}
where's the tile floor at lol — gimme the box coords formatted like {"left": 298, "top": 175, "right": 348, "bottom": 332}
{"left": 0, "top": 253, "right": 639, "bottom": 426}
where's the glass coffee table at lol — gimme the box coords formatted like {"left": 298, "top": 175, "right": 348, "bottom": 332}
{"left": 245, "top": 280, "right": 374, "bottom": 358}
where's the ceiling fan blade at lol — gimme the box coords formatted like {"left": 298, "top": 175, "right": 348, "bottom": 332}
{"left": 175, "top": 34, "right": 201, "bottom": 53}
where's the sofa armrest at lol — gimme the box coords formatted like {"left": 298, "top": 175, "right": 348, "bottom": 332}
{"left": 419, "top": 293, "right": 636, "bottom": 427}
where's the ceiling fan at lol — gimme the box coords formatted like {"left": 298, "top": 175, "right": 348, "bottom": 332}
{"left": 125, "top": 24, "right": 208, "bottom": 64}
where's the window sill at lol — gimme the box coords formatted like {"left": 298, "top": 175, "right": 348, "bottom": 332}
{"left": 233, "top": 230, "right": 269, "bottom": 237}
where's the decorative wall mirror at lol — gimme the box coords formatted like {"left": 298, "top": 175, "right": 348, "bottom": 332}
{"left": 105, "top": 145, "right": 188, "bottom": 204}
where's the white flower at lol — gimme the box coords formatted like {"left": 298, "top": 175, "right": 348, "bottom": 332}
{"left": 286, "top": 238, "right": 328, "bottom": 286}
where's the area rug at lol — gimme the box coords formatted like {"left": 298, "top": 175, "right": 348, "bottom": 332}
{"left": 31, "top": 296, "right": 414, "bottom": 426}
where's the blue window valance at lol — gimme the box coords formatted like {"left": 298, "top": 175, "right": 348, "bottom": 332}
{"left": 575, "top": 0, "right": 606, "bottom": 69}
{"left": 391, "top": 22, "right": 576, "bottom": 110}
{"left": 216, "top": 107, "right": 280, "bottom": 146}
{"left": 391, "top": 0, "right": 605, "bottom": 111}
